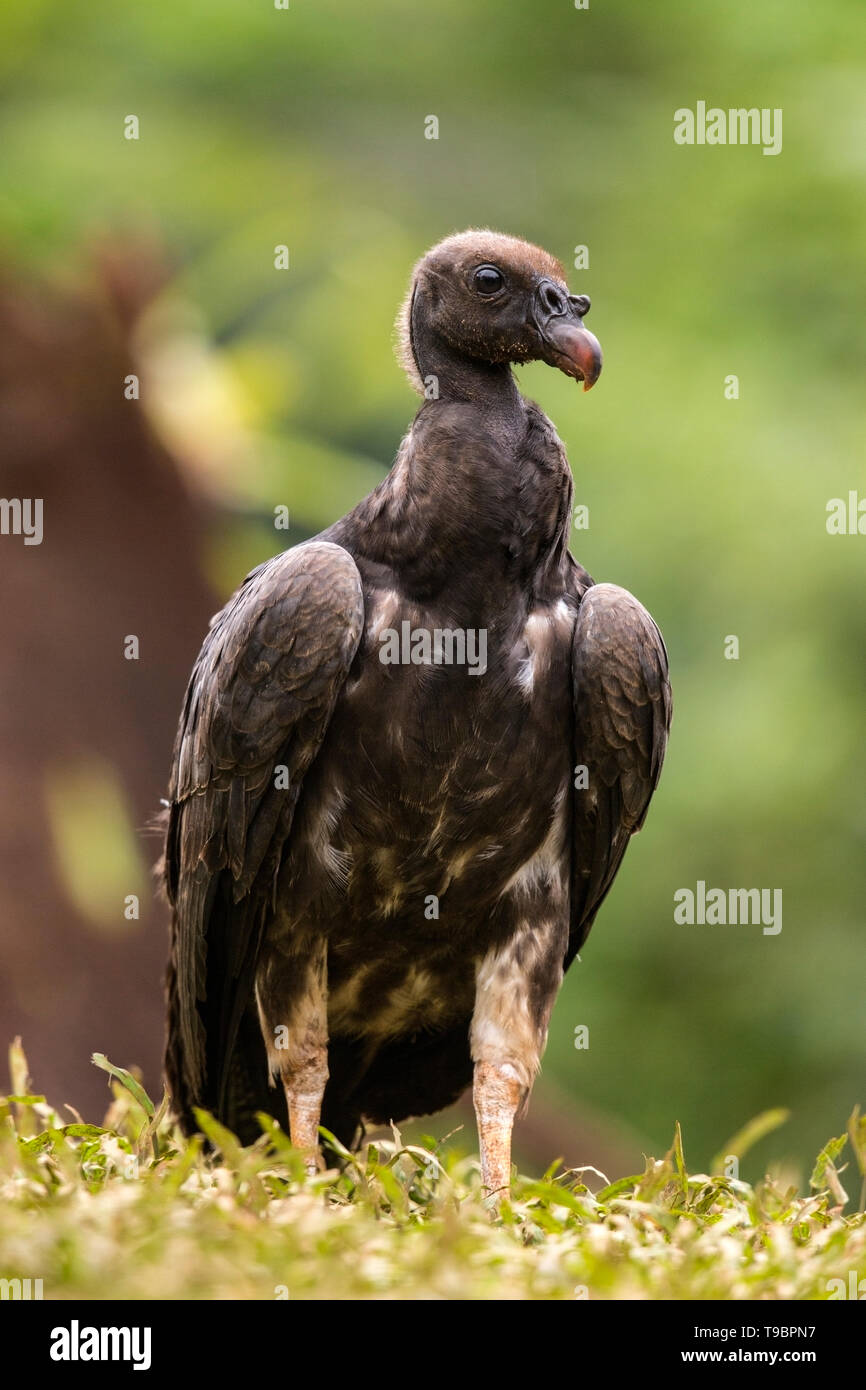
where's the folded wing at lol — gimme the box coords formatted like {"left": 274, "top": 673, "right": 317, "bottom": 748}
{"left": 568, "top": 582, "right": 672, "bottom": 966}
{"left": 164, "top": 541, "right": 364, "bottom": 1132}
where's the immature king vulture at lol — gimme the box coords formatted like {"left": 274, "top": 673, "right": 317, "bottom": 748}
{"left": 163, "top": 230, "right": 672, "bottom": 1198}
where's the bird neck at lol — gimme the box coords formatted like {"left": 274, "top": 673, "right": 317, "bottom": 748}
{"left": 409, "top": 297, "right": 522, "bottom": 412}
{"left": 336, "top": 393, "right": 573, "bottom": 611}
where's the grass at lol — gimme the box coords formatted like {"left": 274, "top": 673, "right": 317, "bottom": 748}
{"left": 1, "top": 1041, "right": 864, "bottom": 1301}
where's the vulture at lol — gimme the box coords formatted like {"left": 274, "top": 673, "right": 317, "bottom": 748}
{"left": 163, "top": 230, "right": 671, "bottom": 1198}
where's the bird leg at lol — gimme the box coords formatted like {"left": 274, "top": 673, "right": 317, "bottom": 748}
{"left": 473, "top": 1060, "right": 524, "bottom": 1201}
{"left": 257, "top": 938, "right": 329, "bottom": 1175}
{"left": 470, "top": 918, "right": 565, "bottom": 1205}
{"left": 283, "top": 1029, "right": 329, "bottom": 1174}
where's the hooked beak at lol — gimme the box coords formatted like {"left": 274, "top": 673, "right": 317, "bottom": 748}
{"left": 534, "top": 278, "right": 603, "bottom": 391}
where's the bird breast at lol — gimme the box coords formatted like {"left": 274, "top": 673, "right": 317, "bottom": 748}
{"left": 272, "top": 584, "right": 576, "bottom": 1037}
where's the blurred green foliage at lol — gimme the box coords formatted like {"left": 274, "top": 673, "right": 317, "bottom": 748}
{"left": 1, "top": 0, "right": 864, "bottom": 1179}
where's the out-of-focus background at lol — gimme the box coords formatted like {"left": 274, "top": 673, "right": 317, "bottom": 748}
{"left": 1, "top": 0, "right": 863, "bottom": 1183}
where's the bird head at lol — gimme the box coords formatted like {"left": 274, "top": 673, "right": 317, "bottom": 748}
{"left": 398, "top": 229, "right": 602, "bottom": 395}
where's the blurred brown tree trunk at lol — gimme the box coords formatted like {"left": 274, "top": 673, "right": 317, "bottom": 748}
{"left": 0, "top": 255, "right": 216, "bottom": 1116}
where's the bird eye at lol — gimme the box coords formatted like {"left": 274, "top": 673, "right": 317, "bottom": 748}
{"left": 473, "top": 265, "right": 504, "bottom": 296}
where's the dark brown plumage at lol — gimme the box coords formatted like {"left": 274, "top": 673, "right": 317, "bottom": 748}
{"left": 163, "top": 230, "right": 671, "bottom": 1195}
